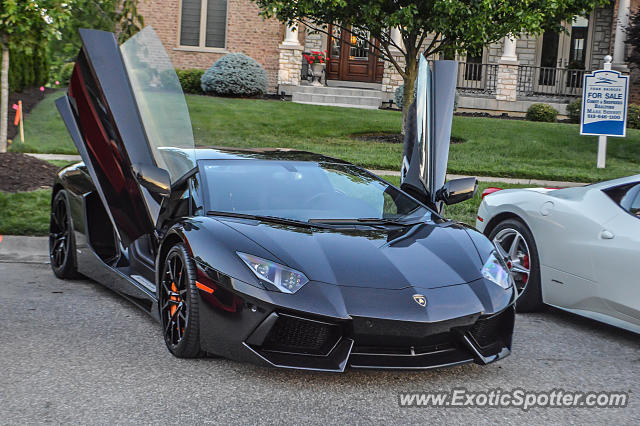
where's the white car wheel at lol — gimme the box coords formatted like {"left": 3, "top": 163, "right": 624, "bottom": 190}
{"left": 489, "top": 219, "right": 543, "bottom": 312}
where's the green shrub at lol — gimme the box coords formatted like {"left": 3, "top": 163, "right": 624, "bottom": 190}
{"left": 628, "top": 104, "right": 640, "bottom": 129}
{"left": 176, "top": 68, "right": 204, "bottom": 94}
{"left": 566, "top": 98, "right": 582, "bottom": 123}
{"left": 5, "top": 44, "right": 49, "bottom": 91}
{"left": 58, "top": 62, "right": 75, "bottom": 86}
{"left": 394, "top": 85, "right": 418, "bottom": 109}
{"left": 526, "top": 103, "right": 558, "bottom": 122}
{"left": 158, "top": 69, "right": 182, "bottom": 91}
{"left": 201, "top": 53, "right": 268, "bottom": 97}
{"left": 394, "top": 85, "right": 405, "bottom": 108}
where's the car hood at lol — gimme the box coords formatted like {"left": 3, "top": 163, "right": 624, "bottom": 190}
{"left": 215, "top": 218, "right": 484, "bottom": 290}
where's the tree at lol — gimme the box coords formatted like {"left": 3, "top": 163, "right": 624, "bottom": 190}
{"left": 254, "top": 0, "right": 607, "bottom": 130}
{"left": 48, "top": 0, "right": 144, "bottom": 81}
{"left": 0, "top": 0, "right": 70, "bottom": 152}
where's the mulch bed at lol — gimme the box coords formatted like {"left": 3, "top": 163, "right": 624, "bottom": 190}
{"left": 352, "top": 132, "right": 466, "bottom": 144}
{"left": 8, "top": 87, "right": 57, "bottom": 141}
{"left": 0, "top": 152, "right": 60, "bottom": 192}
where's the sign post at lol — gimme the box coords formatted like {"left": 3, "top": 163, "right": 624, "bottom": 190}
{"left": 580, "top": 55, "right": 629, "bottom": 168}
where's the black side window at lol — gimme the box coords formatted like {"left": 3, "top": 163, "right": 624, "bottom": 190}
{"left": 620, "top": 184, "right": 640, "bottom": 217}
{"left": 190, "top": 173, "right": 204, "bottom": 216}
{"left": 604, "top": 182, "right": 640, "bottom": 218}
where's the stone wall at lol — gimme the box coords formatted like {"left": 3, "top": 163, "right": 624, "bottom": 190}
{"left": 591, "top": 6, "right": 614, "bottom": 70}
{"left": 137, "top": 0, "right": 285, "bottom": 93}
{"left": 485, "top": 35, "right": 537, "bottom": 66}
{"left": 303, "top": 28, "right": 324, "bottom": 52}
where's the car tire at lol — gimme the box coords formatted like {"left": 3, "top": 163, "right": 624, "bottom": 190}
{"left": 159, "top": 243, "right": 203, "bottom": 358}
{"left": 49, "top": 190, "right": 80, "bottom": 279}
{"left": 488, "top": 218, "right": 543, "bottom": 313}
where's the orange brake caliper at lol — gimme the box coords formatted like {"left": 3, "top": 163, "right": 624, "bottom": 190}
{"left": 169, "top": 282, "right": 181, "bottom": 317}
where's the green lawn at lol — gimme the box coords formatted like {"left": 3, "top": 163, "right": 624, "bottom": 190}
{"left": 10, "top": 91, "right": 640, "bottom": 182}
{"left": 0, "top": 181, "right": 526, "bottom": 236}
{"left": 0, "top": 190, "right": 51, "bottom": 236}
{"left": 48, "top": 159, "right": 77, "bottom": 168}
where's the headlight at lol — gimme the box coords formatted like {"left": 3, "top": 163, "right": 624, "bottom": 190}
{"left": 237, "top": 252, "right": 309, "bottom": 294}
{"left": 481, "top": 251, "right": 513, "bottom": 289}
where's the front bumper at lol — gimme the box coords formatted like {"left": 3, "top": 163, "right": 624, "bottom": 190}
{"left": 243, "top": 307, "right": 514, "bottom": 371}
{"left": 195, "top": 268, "right": 515, "bottom": 372}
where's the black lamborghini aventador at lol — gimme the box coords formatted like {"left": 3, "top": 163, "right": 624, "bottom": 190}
{"left": 50, "top": 27, "right": 515, "bottom": 371}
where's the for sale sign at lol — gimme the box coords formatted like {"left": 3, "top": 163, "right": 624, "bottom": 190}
{"left": 580, "top": 70, "right": 629, "bottom": 137}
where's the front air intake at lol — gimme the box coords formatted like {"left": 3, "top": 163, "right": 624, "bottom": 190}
{"left": 468, "top": 306, "right": 514, "bottom": 355}
{"left": 261, "top": 313, "right": 342, "bottom": 356}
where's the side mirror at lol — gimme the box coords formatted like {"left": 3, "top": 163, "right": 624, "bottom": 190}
{"left": 436, "top": 177, "right": 478, "bottom": 205}
{"left": 132, "top": 163, "right": 171, "bottom": 197}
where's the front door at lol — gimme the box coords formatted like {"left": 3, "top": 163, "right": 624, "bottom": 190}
{"left": 326, "top": 25, "right": 384, "bottom": 83}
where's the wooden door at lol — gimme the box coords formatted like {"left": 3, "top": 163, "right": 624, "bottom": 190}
{"left": 326, "top": 25, "right": 384, "bottom": 83}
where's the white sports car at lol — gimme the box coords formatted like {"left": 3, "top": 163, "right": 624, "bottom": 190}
{"left": 475, "top": 175, "right": 640, "bottom": 333}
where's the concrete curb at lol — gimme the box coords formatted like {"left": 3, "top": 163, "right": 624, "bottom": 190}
{"left": 27, "top": 153, "right": 82, "bottom": 162}
{"left": 0, "top": 236, "right": 49, "bottom": 264}
{"left": 25, "top": 153, "right": 587, "bottom": 188}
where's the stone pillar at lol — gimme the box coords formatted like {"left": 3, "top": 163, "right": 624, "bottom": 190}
{"left": 381, "top": 54, "right": 406, "bottom": 95}
{"left": 495, "top": 35, "right": 519, "bottom": 102}
{"left": 381, "top": 27, "right": 406, "bottom": 100}
{"left": 612, "top": 0, "right": 630, "bottom": 71}
{"left": 278, "top": 24, "right": 304, "bottom": 87}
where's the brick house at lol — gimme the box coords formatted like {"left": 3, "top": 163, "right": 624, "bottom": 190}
{"left": 139, "top": 0, "right": 639, "bottom": 115}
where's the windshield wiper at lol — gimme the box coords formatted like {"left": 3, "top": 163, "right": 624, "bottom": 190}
{"left": 308, "top": 217, "right": 422, "bottom": 226}
{"left": 207, "top": 211, "right": 331, "bottom": 229}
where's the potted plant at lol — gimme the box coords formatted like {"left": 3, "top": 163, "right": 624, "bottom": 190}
{"left": 304, "top": 50, "right": 328, "bottom": 85}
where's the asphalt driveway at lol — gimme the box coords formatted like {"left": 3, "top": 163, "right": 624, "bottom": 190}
{"left": 0, "top": 240, "right": 638, "bottom": 424}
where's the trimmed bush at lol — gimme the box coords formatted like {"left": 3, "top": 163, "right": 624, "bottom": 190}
{"left": 628, "top": 104, "right": 640, "bottom": 129}
{"left": 394, "top": 84, "right": 417, "bottom": 109}
{"left": 394, "top": 85, "right": 405, "bottom": 108}
{"left": 6, "top": 43, "right": 49, "bottom": 91}
{"left": 176, "top": 68, "right": 204, "bottom": 94}
{"left": 526, "top": 103, "right": 558, "bottom": 122}
{"left": 201, "top": 53, "right": 268, "bottom": 97}
{"left": 58, "top": 62, "right": 75, "bottom": 86}
{"left": 566, "top": 98, "right": 582, "bottom": 124}
{"left": 158, "top": 69, "right": 182, "bottom": 91}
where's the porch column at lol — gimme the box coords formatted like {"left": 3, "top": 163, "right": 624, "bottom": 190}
{"left": 500, "top": 35, "right": 518, "bottom": 64}
{"left": 278, "top": 24, "right": 304, "bottom": 87}
{"left": 612, "top": 0, "right": 630, "bottom": 71}
{"left": 496, "top": 35, "right": 519, "bottom": 102}
{"left": 283, "top": 24, "right": 300, "bottom": 46}
{"left": 390, "top": 27, "right": 403, "bottom": 51}
{"left": 382, "top": 28, "right": 406, "bottom": 96}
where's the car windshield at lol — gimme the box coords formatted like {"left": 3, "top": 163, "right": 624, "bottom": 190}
{"left": 200, "top": 159, "right": 433, "bottom": 223}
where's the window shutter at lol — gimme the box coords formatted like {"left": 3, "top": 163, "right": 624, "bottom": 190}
{"left": 180, "top": 0, "right": 202, "bottom": 46}
{"left": 205, "top": 0, "right": 227, "bottom": 48}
